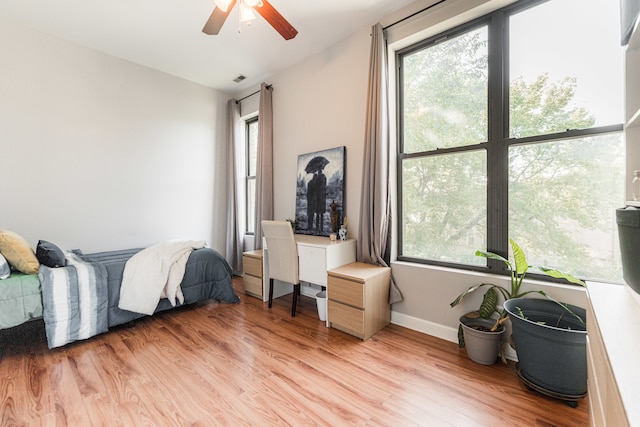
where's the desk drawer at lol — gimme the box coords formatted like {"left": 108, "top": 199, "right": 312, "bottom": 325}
{"left": 298, "top": 245, "right": 327, "bottom": 286}
{"left": 329, "top": 300, "right": 364, "bottom": 338}
{"left": 243, "top": 274, "right": 262, "bottom": 297}
{"left": 328, "top": 276, "right": 364, "bottom": 308}
{"left": 243, "top": 256, "right": 263, "bottom": 278}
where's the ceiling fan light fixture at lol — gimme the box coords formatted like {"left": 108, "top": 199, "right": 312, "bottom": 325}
{"left": 239, "top": 2, "right": 257, "bottom": 23}
{"left": 213, "top": 0, "right": 231, "bottom": 12}
{"left": 203, "top": 0, "right": 297, "bottom": 40}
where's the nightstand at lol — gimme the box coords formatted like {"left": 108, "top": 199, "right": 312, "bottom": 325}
{"left": 327, "top": 262, "right": 391, "bottom": 340}
{"left": 242, "top": 250, "right": 263, "bottom": 299}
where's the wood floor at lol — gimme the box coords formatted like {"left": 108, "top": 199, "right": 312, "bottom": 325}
{"left": 0, "top": 276, "right": 589, "bottom": 426}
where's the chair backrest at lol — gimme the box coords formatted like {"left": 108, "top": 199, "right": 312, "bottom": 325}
{"left": 261, "top": 220, "right": 299, "bottom": 285}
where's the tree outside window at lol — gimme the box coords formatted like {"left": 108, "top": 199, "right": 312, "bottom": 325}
{"left": 397, "top": 0, "right": 624, "bottom": 283}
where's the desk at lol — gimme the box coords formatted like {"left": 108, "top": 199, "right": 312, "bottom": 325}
{"left": 262, "top": 235, "right": 356, "bottom": 324}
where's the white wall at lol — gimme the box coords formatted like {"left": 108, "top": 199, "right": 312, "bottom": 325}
{"left": 261, "top": 0, "right": 588, "bottom": 345}
{"left": 267, "top": 29, "right": 371, "bottom": 237}
{"left": 0, "top": 19, "right": 229, "bottom": 254}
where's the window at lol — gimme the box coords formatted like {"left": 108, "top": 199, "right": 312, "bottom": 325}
{"left": 246, "top": 117, "right": 258, "bottom": 234}
{"left": 397, "top": 0, "right": 624, "bottom": 282}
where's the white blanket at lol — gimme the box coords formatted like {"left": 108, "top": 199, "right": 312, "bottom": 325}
{"left": 118, "top": 240, "right": 206, "bottom": 315}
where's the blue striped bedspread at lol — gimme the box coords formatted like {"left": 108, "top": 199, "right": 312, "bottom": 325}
{"left": 38, "top": 252, "right": 108, "bottom": 349}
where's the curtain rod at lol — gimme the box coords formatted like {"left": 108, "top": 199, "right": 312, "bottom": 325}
{"left": 383, "top": 0, "right": 447, "bottom": 30}
{"left": 236, "top": 84, "right": 273, "bottom": 104}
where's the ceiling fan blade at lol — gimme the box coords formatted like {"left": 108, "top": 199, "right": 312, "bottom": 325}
{"left": 254, "top": 0, "right": 298, "bottom": 40}
{"left": 202, "top": 0, "right": 237, "bottom": 35}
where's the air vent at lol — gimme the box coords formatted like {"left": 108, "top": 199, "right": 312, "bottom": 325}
{"left": 233, "top": 75, "right": 246, "bottom": 83}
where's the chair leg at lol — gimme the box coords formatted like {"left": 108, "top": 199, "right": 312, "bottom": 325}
{"left": 291, "top": 283, "right": 299, "bottom": 317}
{"left": 268, "top": 278, "right": 274, "bottom": 308}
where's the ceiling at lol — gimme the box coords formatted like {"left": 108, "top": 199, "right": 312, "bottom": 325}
{"left": 0, "top": 0, "right": 417, "bottom": 95}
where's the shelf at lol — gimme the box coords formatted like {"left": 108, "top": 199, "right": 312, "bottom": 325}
{"left": 626, "top": 48, "right": 640, "bottom": 128}
{"left": 628, "top": 16, "right": 640, "bottom": 51}
{"left": 627, "top": 108, "right": 640, "bottom": 129}
{"left": 626, "top": 19, "right": 640, "bottom": 196}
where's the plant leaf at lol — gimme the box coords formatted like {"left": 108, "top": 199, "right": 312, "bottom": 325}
{"left": 510, "top": 239, "right": 529, "bottom": 276}
{"left": 450, "top": 283, "right": 497, "bottom": 307}
{"left": 476, "top": 250, "right": 512, "bottom": 271}
{"left": 525, "top": 290, "right": 585, "bottom": 324}
{"left": 479, "top": 287, "right": 498, "bottom": 319}
{"left": 493, "top": 286, "right": 512, "bottom": 301}
{"left": 537, "top": 266, "right": 586, "bottom": 286}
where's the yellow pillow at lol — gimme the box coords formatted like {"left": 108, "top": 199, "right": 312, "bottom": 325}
{"left": 0, "top": 230, "right": 40, "bottom": 274}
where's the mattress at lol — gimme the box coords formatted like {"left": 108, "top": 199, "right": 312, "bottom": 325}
{"left": 83, "top": 247, "right": 240, "bottom": 327}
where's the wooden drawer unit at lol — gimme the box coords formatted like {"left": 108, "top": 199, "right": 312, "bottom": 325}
{"left": 243, "top": 274, "right": 262, "bottom": 297}
{"left": 328, "top": 300, "right": 364, "bottom": 335}
{"left": 242, "top": 250, "right": 263, "bottom": 299}
{"left": 330, "top": 276, "right": 365, "bottom": 308}
{"left": 327, "top": 262, "right": 390, "bottom": 341}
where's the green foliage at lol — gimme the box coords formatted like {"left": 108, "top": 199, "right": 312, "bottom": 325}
{"left": 510, "top": 74, "right": 595, "bottom": 138}
{"left": 479, "top": 287, "right": 498, "bottom": 319}
{"left": 401, "top": 26, "right": 624, "bottom": 282}
{"left": 450, "top": 239, "right": 586, "bottom": 346}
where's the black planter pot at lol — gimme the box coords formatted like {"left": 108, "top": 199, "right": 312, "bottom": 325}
{"left": 503, "top": 298, "right": 587, "bottom": 398}
{"left": 617, "top": 207, "right": 640, "bottom": 295}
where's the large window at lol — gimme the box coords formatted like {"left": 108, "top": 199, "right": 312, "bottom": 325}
{"left": 397, "top": 0, "right": 624, "bottom": 282}
{"left": 246, "top": 117, "right": 258, "bottom": 234}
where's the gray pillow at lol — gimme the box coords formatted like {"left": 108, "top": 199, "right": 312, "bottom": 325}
{"left": 36, "top": 240, "right": 66, "bottom": 268}
{"left": 0, "top": 253, "right": 10, "bottom": 279}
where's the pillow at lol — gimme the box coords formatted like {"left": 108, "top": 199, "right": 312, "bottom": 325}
{"left": 0, "top": 230, "right": 40, "bottom": 274}
{"left": 0, "top": 253, "right": 10, "bottom": 279}
{"left": 36, "top": 240, "right": 66, "bottom": 268}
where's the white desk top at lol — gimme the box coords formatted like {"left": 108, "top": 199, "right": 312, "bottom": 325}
{"left": 293, "top": 234, "right": 355, "bottom": 248}
{"left": 263, "top": 234, "right": 355, "bottom": 249}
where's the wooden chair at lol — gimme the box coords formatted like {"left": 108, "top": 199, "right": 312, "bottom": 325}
{"left": 261, "top": 220, "right": 301, "bottom": 317}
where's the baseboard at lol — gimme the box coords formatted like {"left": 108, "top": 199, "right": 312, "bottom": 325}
{"left": 390, "top": 311, "right": 458, "bottom": 343}
{"left": 390, "top": 311, "right": 517, "bottom": 362}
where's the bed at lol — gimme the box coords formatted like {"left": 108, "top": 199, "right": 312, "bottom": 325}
{"left": 88, "top": 247, "right": 240, "bottom": 327}
{"left": 0, "top": 272, "right": 43, "bottom": 330}
{"left": 0, "top": 235, "right": 240, "bottom": 348}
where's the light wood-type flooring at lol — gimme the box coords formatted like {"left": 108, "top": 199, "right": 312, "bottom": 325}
{"left": 0, "top": 276, "right": 589, "bottom": 426}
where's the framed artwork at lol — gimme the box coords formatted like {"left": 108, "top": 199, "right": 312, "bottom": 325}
{"left": 295, "top": 146, "right": 346, "bottom": 236}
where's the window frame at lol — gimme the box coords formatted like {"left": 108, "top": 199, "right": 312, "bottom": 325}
{"left": 395, "top": 0, "right": 624, "bottom": 277}
{"left": 245, "top": 116, "right": 259, "bottom": 235}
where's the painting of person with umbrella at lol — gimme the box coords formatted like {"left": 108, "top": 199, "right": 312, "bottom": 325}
{"left": 295, "top": 147, "right": 346, "bottom": 236}
{"left": 306, "top": 156, "right": 328, "bottom": 232}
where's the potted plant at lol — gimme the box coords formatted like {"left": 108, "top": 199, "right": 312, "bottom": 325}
{"left": 450, "top": 240, "right": 585, "bottom": 379}
{"left": 285, "top": 218, "right": 298, "bottom": 230}
{"left": 503, "top": 297, "right": 587, "bottom": 406}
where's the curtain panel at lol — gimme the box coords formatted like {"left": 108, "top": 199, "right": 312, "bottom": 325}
{"left": 358, "top": 23, "right": 403, "bottom": 304}
{"left": 225, "top": 99, "right": 244, "bottom": 273}
{"left": 253, "top": 83, "right": 274, "bottom": 249}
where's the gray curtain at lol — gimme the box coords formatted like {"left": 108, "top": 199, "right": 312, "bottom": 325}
{"left": 225, "top": 99, "right": 243, "bottom": 273}
{"left": 357, "top": 23, "right": 403, "bottom": 304}
{"left": 253, "top": 83, "right": 274, "bottom": 250}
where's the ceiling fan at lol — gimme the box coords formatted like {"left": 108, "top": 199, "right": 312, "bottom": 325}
{"left": 202, "top": 0, "right": 298, "bottom": 40}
